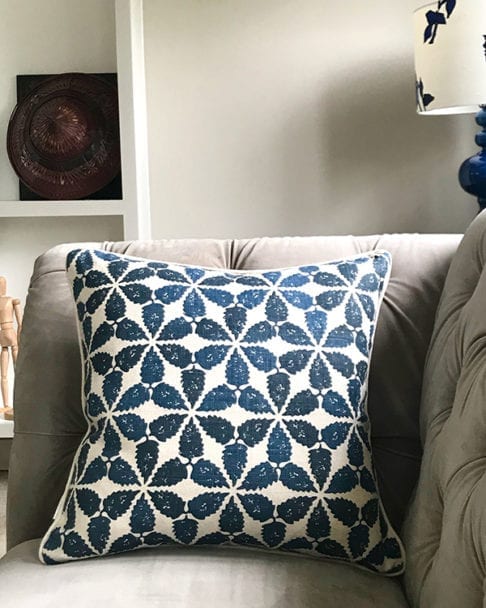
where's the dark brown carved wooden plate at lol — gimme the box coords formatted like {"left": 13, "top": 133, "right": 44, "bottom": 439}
{"left": 7, "top": 73, "right": 121, "bottom": 200}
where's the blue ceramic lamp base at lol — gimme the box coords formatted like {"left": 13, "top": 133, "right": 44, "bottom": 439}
{"left": 459, "top": 106, "right": 486, "bottom": 211}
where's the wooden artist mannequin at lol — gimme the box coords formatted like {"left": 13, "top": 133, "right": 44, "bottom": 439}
{"left": 0, "top": 276, "right": 22, "bottom": 420}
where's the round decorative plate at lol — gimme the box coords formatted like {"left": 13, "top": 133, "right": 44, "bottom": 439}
{"left": 7, "top": 73, "right": 121, "bottom": 200}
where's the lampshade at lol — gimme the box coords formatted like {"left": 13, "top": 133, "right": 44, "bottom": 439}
{"left": 414, "top": 0, "right": 486, "bottom": 115}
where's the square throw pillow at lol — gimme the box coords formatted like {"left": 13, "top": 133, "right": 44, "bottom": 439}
{"left": 39, "top": 247, "right": 404, "bottom": 574}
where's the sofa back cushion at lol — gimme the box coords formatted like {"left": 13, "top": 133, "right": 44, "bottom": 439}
{"left": 403, "top": 212, "right": 486, "bottom": 607}
{"left": 7, "top": 234, "right": 460, "bottom": 550}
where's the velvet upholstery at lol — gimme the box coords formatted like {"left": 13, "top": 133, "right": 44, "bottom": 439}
{"left": 1, "top": 229, "right": 466, "bottom": 607}
{"left": 403, "top": 214, "right": 486, "bottom": 606}
{"left": 0, "top": 540, "right": 409, "bottom": 608}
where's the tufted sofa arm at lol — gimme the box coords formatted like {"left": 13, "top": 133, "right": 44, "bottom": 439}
{"left": 403, "top": 211, "right": 486, "bottom": 607}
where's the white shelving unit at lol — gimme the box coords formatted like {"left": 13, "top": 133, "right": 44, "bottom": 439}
{"left": 0, "top": 0, "right": 151, "bottom": 444}
{"left": 116, "top": 0, "right": 151, "bottom": 241}
{"left": 0, "top": 200, "right": 126, "bottom": 218}
{"left": 0, "top": 0, "right": 151, "bottom": 238}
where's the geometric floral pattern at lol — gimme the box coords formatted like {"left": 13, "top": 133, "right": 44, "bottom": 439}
{"left": 39, "top": 248, "right": 404, "bottom": 575}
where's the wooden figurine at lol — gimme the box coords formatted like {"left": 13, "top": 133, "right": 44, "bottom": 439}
{"left": 0, "top": 277, "right": 22, "bottom": 421}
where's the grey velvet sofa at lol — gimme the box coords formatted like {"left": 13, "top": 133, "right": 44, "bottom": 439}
{"left": 2, "top": 211, "right": 486, "bottom": 607}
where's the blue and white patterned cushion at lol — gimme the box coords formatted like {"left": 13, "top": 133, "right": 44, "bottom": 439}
{"left": 39, "top": 248, "right": 404, "bottom": 574}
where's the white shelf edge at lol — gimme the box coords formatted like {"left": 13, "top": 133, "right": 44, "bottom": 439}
{"left": 0, "top": 200, "right": 126, "bottom": 218}
{"left": 116, "top": 0, "right": 152, "bottom": 240}
{"left": 0, "top": 419, "right": 14, "bottom": 439}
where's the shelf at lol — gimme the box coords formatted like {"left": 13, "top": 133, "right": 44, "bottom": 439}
{"left": 0, "top": 419, "right": 13, "bottom": 439}
{"left": 0, "top": 200, "right": 126, "bottom": 218}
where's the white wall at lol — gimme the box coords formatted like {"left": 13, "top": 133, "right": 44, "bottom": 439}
{"left": 144, "top": 0, "right": 478, "bottom": 239}
{"left": 0, "top": 216, "right": 123, "bottom": 310}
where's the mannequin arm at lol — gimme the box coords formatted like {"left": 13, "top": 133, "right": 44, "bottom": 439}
{"left": 13, "top": 299, "right": 22, "bottom": 341}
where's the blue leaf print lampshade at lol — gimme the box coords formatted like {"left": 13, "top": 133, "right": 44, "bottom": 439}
{"left": 414, "top": 0, "right": 486, "bottom": 115}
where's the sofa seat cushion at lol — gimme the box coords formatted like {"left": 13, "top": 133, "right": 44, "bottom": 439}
{"left": 0, "top": 540, "right": 408, "bottom": 608}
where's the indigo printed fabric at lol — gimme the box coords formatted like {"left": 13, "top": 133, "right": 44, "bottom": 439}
{"left": 39, "top": 248, "right": 404, "bottom": 574}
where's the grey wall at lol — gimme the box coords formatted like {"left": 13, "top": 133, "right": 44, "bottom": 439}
{"left": 144, "top": 0, "right": 478, "bottom": 239}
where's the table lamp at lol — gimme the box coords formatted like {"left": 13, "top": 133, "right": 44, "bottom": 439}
{"left": 414, "top": 0, "right": 486, "bottom": 209}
